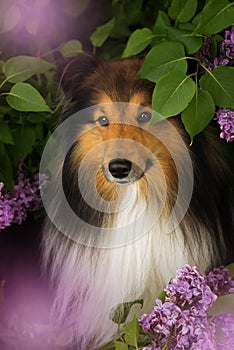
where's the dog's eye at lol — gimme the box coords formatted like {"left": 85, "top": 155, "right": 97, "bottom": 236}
{"left": 98, "top": 116, "right": 109, "bottom": 127}
{"left": 137, "top": 111, "right": 152, "bottom": 124}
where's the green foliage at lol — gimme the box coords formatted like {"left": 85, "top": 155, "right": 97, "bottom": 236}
{"left": 123, "top": 314, "right": 139, "bottom": 347}
{"left": 111, "top": 300, "right": 143, "bottom": 325}
{"left": 89, "top": 0, "right": 234, "bottom": 143}
{"left": 122, "top": 28, "right": 155, "bottom": 58}
{"left": 6, "top": 83, "right": 52, "bottom": 112}
{"left": 0, "top": 0, "right": 233, "bottom": 188}
{"left": 0, "top": 48, "right": 59, "bottom": 189}
{"left": 136, "top": 41, "right": 187, "bottom": 82}
{"left": 181, "top": 88, "right": 215, "bottom": 143}
{"left": 225, "top": 263, "right": 234, "bottom": 279}
{"left": 193, "top": 0, "right": 234, "bottom": 35}
{"left": 199, "top": 66, "right": 234, "bottom": 108}
{"left": 3, "top": 56, "right": 54, "bottom": 83}
{"left": 0, "top": 0, "right": 92, "bottom": 189}
{"left": 152, "top": 70, "right": 195, "bottom": 118}
{"left": 168, "top": 0, "right": 197, "bottom": 24}
{"left": 59, "top": 40, "right": 83, "bottom": 57}
{"left": 114, "top": 341, "right": 128, "bottom": 350}
{"left": 90, "top": 18, "right": 116, "bottom": 48}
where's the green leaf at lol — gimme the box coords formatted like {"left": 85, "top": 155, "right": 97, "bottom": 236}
{"left": 178, "top": 22, "right": 196, "bottom": 31}
{"left": 0, "top": 153, "right": 13, "bottom": 190}
{"left": 3, "top": 56, "right": 55, "bottom": 83}
{"left": 168, "top": 0, "right": 197, "bottom": 23}
{"left": 0, "top": 143, "right": 5, "bottom": 158}
{"left": 0, "top": 117, "right": 14, "bottom": 144}
{"left": 27, "top": 113, "right": 49, "bottom": 124}
{"left": 110, "top": 299, "right": 143, "bottom": 324}
{"left": 90, "top": 18, "right": 115, "bottom": 47}
{"left": 123, "top": 314, "right": 139, "bottom": 347}
{"left": 166, "top": 27, "right": 203, "bottom": 54}
{"left": 194, "top": 0, "right": 234, "bottom": 35}
{"left": 6, "top": 83, "right": 52, "bottom": 112}
{"left": 152, "top": 70, "right": 195, "bottom": 118}
{"left": 181, "top": 89, "right": 215, "bottom": 143}
{"left": 137, "top": 41, "right": 187, "bottom": 82}
{"left": 199, "top": 66, "right": 234, "bottom": 108}
{"left": 152, "top": 10, "right": 171, "bottom": 35}
{"left": 123, "top": 0, "right": 144, "bottom": 25}
{"left": 0, "top": 105, "right": 11, "bottom": 116}
{"left": 158, "top": 290, "right": 167, "bottom": 302}
{"left": 12, "top": 126, "right": 36, "bottom": 161}
{"left": 60, "top": 40, "right": 83, "bottom": 57}
{"left": 0, "top": 60, "right": 4, "bottom": 74}
{"left": 114, "top": 341, "right": 128, "bottom": 350}
{"left": 225, "top": 263, "right": 234, "bottom": 279}
{"left": 122, "top": 28, "right": 154, "bottom": 58}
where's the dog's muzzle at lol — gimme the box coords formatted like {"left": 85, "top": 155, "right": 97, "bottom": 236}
{"left": 103, "top": 158, "right": 144, "bottom": 184}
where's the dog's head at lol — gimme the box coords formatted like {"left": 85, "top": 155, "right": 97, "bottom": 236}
{"left": 58, "top": 54, "right": 190, "bottom": 198}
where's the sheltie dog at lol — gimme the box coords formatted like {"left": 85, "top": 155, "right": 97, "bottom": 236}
{"left": 42, "top": 54, "right": 234, "bottom": 349}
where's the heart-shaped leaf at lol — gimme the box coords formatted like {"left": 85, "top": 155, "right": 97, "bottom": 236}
{"left": 3, "top": 56, "right": 54, "bottom": 83}
{"left": 200, "top": 66, "right": 234, "bottom": 108}
{"left": 181, "top": 88, "right": 215, "bottom": 143}
{"left": 6, "top": 83, "right": 52, "bottom": 112}
{"left": 90, "top": 18, "right": 115, "bottom": 47}
{"left": 122, "top": 28, "right": 155, "bottom": 58}
{"left": 152, "top": 70, "right": 195, "bottom": 118}
{"left": 137, "top": 41, "right": 187, "bottom": 82}
{"left": 194, "top": 0, "right": 234, "bottom": 35}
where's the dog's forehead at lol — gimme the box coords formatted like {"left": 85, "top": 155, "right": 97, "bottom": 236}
{"left": 96, "top": 92, "right": 150, "bottom": 107}
{"left": 88, "top": 59, "right": 154, "bottom": 106}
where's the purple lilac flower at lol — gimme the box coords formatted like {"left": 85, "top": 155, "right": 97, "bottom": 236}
{"left": 140, "top": 299, "right": 181, "bottom": 348}
{"left": 222, "top": 25, "right": 234, "bottom": 60}
{"left": 205, "top": 266, "right": 234, "bottom": 296}
{"left": 195, "top": 25, "right": 234, "bottom": 72}
{"left": 195, "top": 36, "right": 229, "bottom": 72}
{"left": 0, "top": 182, "right": 15, "bottom": 229}
{"left": 0, "top": 167, "right": 47, "bottom": 230}
{"left": 214, "top": 108, "right": 234, "bottom": 143}
{"left": 140, "top": 266, "right": 218, "bottom": 350}
{"left": 165, "top": 265, "right": 217, "bottom": 313}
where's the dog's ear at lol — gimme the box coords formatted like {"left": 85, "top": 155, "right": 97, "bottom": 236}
{"left": 56, "top": 53, "right": 99, "bottom": 98}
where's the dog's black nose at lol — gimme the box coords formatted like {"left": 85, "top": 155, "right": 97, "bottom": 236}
{"left": 108, "top": 159, "right": 132, "bottom": 179}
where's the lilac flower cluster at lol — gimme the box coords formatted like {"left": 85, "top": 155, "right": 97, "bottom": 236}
{"left": 195, "top": 36, "right": 229, "bottom": 72}
{"left": 195, "top": 26, "right": 234, "bottom": 143}
{"left": 139, "top": 265, "right": 234, "bottom": 350}
{"left": 0, "top": 166, "right": 47, "bottom": 230}
{"left": 195, "top": 26, "right": 233, "bottom": 72}
{"left": 222, "top": 25, "right": 234, "bottom": 60}
{"left": 205, "top": 266, "right": 234, "bottom": 296}
{"left": 214, "top": 108, "right": 234, "bottom": 143}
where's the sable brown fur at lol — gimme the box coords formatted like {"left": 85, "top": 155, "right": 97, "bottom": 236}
{"left": 42, "top": 53, "right": 234, "bottom": 349}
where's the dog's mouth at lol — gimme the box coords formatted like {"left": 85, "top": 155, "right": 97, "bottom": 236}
{"left": 102, "top": 158, "right": 152, "bottom": 184}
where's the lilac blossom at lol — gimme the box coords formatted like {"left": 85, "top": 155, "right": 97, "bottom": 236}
{"left": 214, "top": 108, "right": 234, "bottom": 143}
{"left": 140, "top": 266, "right": 218, "bottom": 350}
{"left": 0, "top": 166, "right": 47, "bottom": 230}
{"left": 222, "top": 25, "right": 234, "bottom": 60}
{"left": 205, "top": 266, "right": 234, "bottom": 296}
{"left": 165, "top": 265, "right": 217, "bottom": 312}
{"left": 195, "top": 36, "right": 229, "bottom": 72}
{"left": 195, "top": 26, "right": 234, "bottom": 72}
